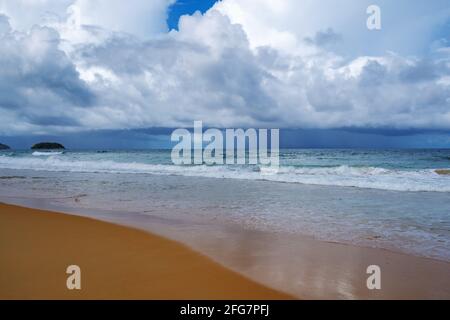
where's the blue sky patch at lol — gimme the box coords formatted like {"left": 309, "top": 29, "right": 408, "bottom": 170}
{"left": 167, "top": 0, "right": 218, "bottom": 30}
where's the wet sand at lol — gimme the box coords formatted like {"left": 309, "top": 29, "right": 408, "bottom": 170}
{"left": 120, "top": 213, "right": 450, "bottom": 300}
{"left": 1, "top": 200, "right": 450, "bottom": 300}
{"left": 0, "top": 203, "right": 292, "bottom": 300}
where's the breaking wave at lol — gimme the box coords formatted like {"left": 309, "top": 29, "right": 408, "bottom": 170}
{"left": 32, "top": 151, "right": 64, "bottom": 156}
{"left": 0, "top": 154, "right": 449, "bottom": 192}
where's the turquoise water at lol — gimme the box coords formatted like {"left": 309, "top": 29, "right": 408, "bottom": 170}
{"left": 3, "top": 148, "right": 450, "bottom": 168}
{"left": 1, "top": 149, "right": 450, "bottom": 191}
{"left": 0, "top": 149, "right": 449, "bottom": 260}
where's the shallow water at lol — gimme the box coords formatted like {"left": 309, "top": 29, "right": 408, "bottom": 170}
{"left": 0, "top": 150, "right": 449, "bottom": 262}
{"left": 2, "top": 192, "right": 450, "bottom": 299}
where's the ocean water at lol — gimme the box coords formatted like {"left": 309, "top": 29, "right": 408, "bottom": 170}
{"left": 0, "top": 149, "right": 449, "bottom": 261}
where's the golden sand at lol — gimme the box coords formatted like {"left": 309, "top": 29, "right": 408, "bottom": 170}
{"left": 0, "top": 203, "right": 293, "bottom": 300}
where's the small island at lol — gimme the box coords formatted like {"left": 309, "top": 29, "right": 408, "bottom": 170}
{"left": 0, "top": 143, "right": 11, "bottom": 150}
{"left": 435, "top": 169, "right": 450, "bottom": 176}
{"left": 31, "top": 142, "right": 65, "bottom": 150}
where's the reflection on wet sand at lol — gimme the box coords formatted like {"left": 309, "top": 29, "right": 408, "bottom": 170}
{"left": 2, "top": 196, "right": 449, "bottom": 299}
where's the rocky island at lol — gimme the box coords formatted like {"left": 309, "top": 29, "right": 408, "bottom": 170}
{"left": 31, "top": 142, "right": 65, "bottom": 150}
{"left": 0, "top": 143, "right": 11, "bottom": 150}
{"left": 435, "top": 169, "right": 450, "bottom": 176}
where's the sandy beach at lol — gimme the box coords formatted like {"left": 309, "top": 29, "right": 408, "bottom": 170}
{"left": 1, "top": 196, "right": 450, "bottom": 299}
{"left": 0, "top": 203, "right": 292, "bottom": 300}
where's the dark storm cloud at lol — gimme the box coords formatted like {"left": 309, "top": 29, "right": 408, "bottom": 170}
{"left": 0, "top": 16, "right": 94, "bottom": 132}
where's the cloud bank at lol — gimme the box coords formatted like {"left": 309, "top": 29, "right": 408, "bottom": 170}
{"left": 0, "top": 0, "right": 449, "bottom": 135}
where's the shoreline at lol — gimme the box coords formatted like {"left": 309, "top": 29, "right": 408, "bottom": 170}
{"left": 1, "top": 200, "right": 449, "bottom": 299}
{"left": 0, "top": 166, "right": 449, "bottom": 263}
{"left": 0, "top": 202, "right": 293, "bottom": 300}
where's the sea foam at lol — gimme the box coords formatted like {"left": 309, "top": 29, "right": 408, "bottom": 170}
{"left": 32, "top": 151, "right": 64, "bottom": 156}
{"left": 0, "top": 154, "right": 448, "bottom": 192}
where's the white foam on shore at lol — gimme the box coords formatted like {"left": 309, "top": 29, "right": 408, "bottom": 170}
{"left": 32, "top": 151, "right": 64, "bottom": 156}
{"left": 0, "top": 155, "right": 449, "bottom": 192}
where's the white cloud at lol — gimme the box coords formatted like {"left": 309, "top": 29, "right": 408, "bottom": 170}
{"left": 0, "top": 0, "right": 174, "bottom": 38}
{"left": 0, "top": 0, "right": 73, "bottom": 30}
{"left": 69, "top": 0, "right": 174, "bottom": 38}
{"left": 0, "top": 0, "right": 449, "bottom": 135}
{"left": 212, "top": 0, "right": 450, "bottom": 56}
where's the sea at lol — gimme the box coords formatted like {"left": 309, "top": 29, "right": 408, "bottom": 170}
{"left": 0, "top": 148, "right": 449, "bottom": 261}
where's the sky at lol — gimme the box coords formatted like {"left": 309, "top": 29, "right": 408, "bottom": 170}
{"left": 167, "top": 0, "right": 217, "bottom": 30}
{"left": 0, "top": 0, "right": 449, "bottom": 149}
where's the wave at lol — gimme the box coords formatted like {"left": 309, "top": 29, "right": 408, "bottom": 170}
{"left": 32, "top": 151, "right": 64, "bottom": 156}
{"left": 0, "top": 155, "right": 448, "bottom": 192}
